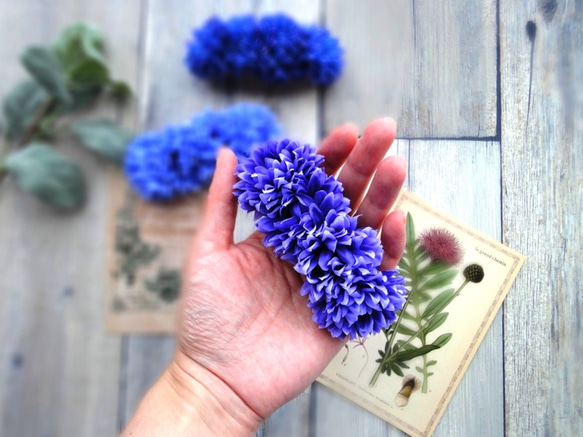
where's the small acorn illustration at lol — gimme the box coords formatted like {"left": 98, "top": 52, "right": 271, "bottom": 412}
{"left": 395, "top": 375, "right": 421, "bottom": 407}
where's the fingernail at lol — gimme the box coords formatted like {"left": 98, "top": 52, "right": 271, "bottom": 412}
{"left": 398, "top": 210, "right": 406, "bottom": 224}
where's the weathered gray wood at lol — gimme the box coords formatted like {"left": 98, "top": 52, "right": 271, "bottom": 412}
{"left": 121, "top": 2, "right": 321, "bottom": 436}
{"left": 0, "top": 1, "right": 142, "bottom": 436}
{"left": 324, "top": 0, "right": 498, "bottom": 138}
{"left": 117, "top": 0, "right": 230, "bottom": 429}
{"left": 500, "top": 1, "right": 583, "bottom": 435}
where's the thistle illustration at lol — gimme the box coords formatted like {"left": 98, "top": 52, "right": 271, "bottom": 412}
{"left": 369, "top": 213, "right": 485, "bottom": 392}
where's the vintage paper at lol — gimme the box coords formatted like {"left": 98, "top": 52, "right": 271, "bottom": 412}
{"left": 105, "top": 171, "right": 204, "bottom": 333}
{"left": 317, "top": 190, "right": 525, "bottom": 437}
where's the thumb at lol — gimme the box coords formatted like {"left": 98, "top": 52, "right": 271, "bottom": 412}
{"left": 199, "top": 148, "right": 239, "bottom": 248}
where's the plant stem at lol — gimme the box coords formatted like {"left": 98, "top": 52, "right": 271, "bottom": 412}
{"left": 0, "top": 141, "right": 13, "bottom": 183}
{"left": 393, "top": 279, "right": 471, "bottom": 356}
{"left": 369, "top": 278, "right": 471, "bottom": 388}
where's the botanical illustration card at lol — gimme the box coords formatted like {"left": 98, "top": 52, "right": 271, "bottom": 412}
{"left": 105, "top": 172, "right": 203, "bottom": 333}
{"left": 317, "top": 190, "right": 525, "bottom": 437}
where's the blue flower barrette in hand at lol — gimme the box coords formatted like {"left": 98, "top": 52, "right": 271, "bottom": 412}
{"left": 124, "top": 103, "right": 281, "bottom": 201}
{"left": 234, "top": 139, "right": 406, "bottom": 339}
{"left": 185, "top": 14, "right": 343, "bottom": 86}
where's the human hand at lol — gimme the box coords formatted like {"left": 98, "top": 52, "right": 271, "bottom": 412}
{"left": 122, "top": 118, "right": 407, "bottom": 436}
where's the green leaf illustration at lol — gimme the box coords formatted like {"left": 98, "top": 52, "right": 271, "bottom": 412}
{"left": 422, "top": 289, "right": 455, "bottom": 319}
{"left": 419, "top": 269, "right": 458, "bottom": 291}
{"left": 393, "top": 345, "right": 440, "bottom": 362}
{"left": 424, "top": 312, "right": 449, "bottom": 334}
{"left": 395, "top": 323, "right": 417, "bottom": 336}
{"left": 4, "top": 143, "right": 85, "bottom": 208}
{"left": 432, "top": 333, "right": 453, "bottom": 348}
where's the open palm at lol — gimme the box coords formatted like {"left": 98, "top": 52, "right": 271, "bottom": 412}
{"left": 175, "top": 118, "right": 407, "bottom": 424}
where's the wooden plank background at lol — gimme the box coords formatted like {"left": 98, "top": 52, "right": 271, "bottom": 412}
{"left": 0, "top": 0, "right": 580, "bottom": 436}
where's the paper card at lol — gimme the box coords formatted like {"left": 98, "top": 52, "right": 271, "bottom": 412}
{"left": 317, "top": 190, "right": 525, "bottom": 437}
{"left": 104, "top": 171, "right": 202, "bottom": 333}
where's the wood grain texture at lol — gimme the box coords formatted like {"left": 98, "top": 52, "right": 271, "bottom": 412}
{"left": 408, "top": 140, "right": 503, "bottom": 437}
{"left": 500, "top": 1, "right": 583, "bottom": 435}
{"left": 0, "top": 1, "right": 142, "bottom": 436}
{"left": 324, "top": 0, "right": 498, "bottom": 138}
{"left": 312, "top": 140, "right": 410, "bottom": 437}
{"left": 312, "top": 140, "right": 503, "bottom": 436}
{"left": 119, "top": 1, "right": 321, "bottom": 435}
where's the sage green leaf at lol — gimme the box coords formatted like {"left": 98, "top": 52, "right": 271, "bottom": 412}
{"left": 2, "top": 80, "right": 49, "bottom": 141}
{"left": 51, "top": 22, "right": 109, "bottom": 88}
{"left": 378, "top": 349, "right": 385, "bottom": 358}
{"left": 415, "top": 366, "right": 423, "bottom": 373}
{"left": 4, "top": 143, "right": 85, "bottom": 209}
{"left": 425, "top": 312, "right": 449, "bottom": 334}
{"left": 69, "top": 58, "right": 109, "bottom": 87}
{"left": 20, "top": 45, "right": 71, "bottom": 104}
{"left": 109, "top": 80, "right": 132, "bottom": 100}
{"left": 68, "top": 85, "right": 102, "bottom": 111}
{"left": 426, "top": 360, "right": 438, "bottom": 366}
{"left": 422, "top": 289, "right": 455, "bottom": 319}
{"left": 432, "top": 333, "right": 453, "bottom": 348}
{"left": 70, "top": 118, "right": 133, "bottom": 165}
{"left": 393, "top": 344, "right": 439, "bottom": 362}
{"left": 420, "top": 269, "right": 458, "bottom": 291}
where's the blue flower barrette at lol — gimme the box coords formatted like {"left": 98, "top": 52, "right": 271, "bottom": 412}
{"left": 125, "top": 103, "right": 281, "bottom": 201}
{"left": 185, "top": 14, "right": 343, "bottom": 86}
{"left": 234, "top": 139, "right": 406, "bottom": 339}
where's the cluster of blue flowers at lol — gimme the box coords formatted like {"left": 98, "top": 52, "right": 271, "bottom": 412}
{"left": 234, "top": 139, "right": 406, "bottom": 339}
{"left": 185, "top": 14, "right": 343, "bottom": 86}
{"left": 125, "top": 103, "right": 281, "bottom": 201}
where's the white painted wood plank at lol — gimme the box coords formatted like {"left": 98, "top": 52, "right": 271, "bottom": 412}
{"left": 500, "top": 1, "right": 583, "bottom": 435}
{"left": 324, "top": 0, "right": 497, "bottom": 138}
{"left": 0, "top": 1, "right": 142, "bottom": 436}
{"left": 408, "top": 140, "right": 503, "bottom": 437}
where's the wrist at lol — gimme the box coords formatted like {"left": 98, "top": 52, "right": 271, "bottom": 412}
{"left": 167, "top": 350, "right": 262, "bottom": 436}
{"left": 122, "top": 351, "right": 262, "bottom": 437}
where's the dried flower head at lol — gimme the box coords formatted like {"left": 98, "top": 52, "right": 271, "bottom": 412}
{"left": 463, "top": 264, "right": 485, "bottom": 283}
{"left": 420, "top": 228, "right": 464, "bottom": 265}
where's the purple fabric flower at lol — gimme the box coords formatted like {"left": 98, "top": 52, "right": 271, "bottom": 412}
{"left": 304, "top": 269, "right": 406, "bottom": 339}
{"left": 234, "top": 139, "right": 406, "bottom": 339}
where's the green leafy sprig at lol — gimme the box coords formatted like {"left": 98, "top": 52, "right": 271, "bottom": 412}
{"left": 0, "top": 22, "right": 133, "bottom": 209}
{"left": 369, "top": 213, "right": 458, "bottom": 390}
